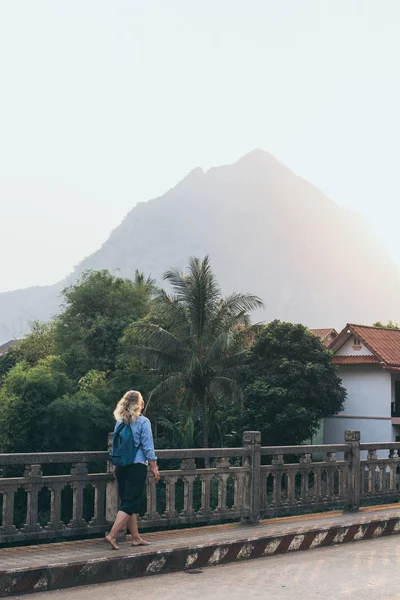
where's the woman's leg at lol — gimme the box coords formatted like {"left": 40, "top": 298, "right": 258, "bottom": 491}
{"left": 127, "top": 514, "right": 150, "bottom": 546}
{"left": 105, "top": 511, "right": 130, "bottom": 550}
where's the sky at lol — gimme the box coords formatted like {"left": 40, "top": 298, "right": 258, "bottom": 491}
{"left": 1, "top": 0, "right": 400, "bottom": 293}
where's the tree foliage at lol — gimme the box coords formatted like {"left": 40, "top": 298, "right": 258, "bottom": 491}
{"left": 238, "top": 320, "right": 346, "bottom": 446}
{"left": 123, "top": 256, "right": 263, "bottom": 447}
{"left": 373, "top": 320, "right": 399, "bottom": 330}
{"left": 0, "top": 356, "right": 73, "bottom": 452}
{"left": 0, "top": 264, "right": 349, "bottom": 455}
{"left": 55, "top": 270, "right": 153, "bottom": 379}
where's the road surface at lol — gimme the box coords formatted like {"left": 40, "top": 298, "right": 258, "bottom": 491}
{"left": 12, "top": 535, "right": 400, "bottom": 600}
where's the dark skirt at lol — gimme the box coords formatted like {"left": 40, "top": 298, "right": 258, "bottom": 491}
{"left": 116, "top": 463, "right": 148, "bottom": 516}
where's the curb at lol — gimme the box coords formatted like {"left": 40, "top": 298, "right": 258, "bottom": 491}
{"left": 1, "top": 514, "right": 400, "bottom": 597}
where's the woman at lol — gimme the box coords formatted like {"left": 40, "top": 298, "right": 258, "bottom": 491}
{"left": 105, "top": 390, "right": 160, "bottom": 550}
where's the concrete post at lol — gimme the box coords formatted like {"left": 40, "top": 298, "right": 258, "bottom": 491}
{"left": 243, "top": 431, "right": 262, "bottom": 524}
{"left": 106, "top": 432, "right": 126, "bottom": 540}
{"left": 345, "top": 430, "right": 361, "bottom": 512}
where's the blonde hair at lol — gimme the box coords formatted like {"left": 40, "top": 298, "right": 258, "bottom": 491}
{"left": 114, "top": 390, "right": 144, "bottom": 424}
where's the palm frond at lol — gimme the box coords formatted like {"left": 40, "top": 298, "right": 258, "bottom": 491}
{"left": 207, "top": 293, "right": 264, "bottom": 339}
{"left": 124, "top": 321, "right": 186, "bottom": 358}
{"left": 126, "top": 345, "right": 185, "bottom": 371}
{"left": 209, "top": 376, "right": 244, "bottom": 407}
{"left": 152, "top": 289, "right": 197, "bottom": 351}
{"left": 214, "top": 349, "right": 249, "bottom": 372}
{"left": 162, "top": 266, "right": 189, "bottom": 299}
{"left": 146, "top": 373, "right": 185, "bottom": 412}
{"left": 204, "top": 330, "right": 234, "bottom": 366}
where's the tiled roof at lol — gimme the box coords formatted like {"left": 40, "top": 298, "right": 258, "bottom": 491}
{"left": 0, "top": 339, "right": 20, "bottom": 356}
{"left": 332, "top": 355, "right": 380, "bottom": 365}
{"left": 330, "top": 324, "right": 400, "bottom": 368}
{"left": 309, "top": 328, "right": 338, "bottom": 346}
{"left": 310, "top": 328, "right": 336, "bottom": 339}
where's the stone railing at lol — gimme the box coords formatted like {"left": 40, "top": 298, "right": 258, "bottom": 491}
{"left": 1, "top": 430, "right": 400, "bottom": 545}
{"left": 360, "top": 441, "right": 400, "bottom": 504}
{"left": 0, "top": 451, "right": 112, "bottom": 544}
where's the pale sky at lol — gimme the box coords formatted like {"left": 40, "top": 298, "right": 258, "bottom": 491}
{"left": 1, "top": 0, "right": 400, "bottom": 293}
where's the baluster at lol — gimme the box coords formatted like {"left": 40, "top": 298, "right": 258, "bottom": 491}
{"left": 22, "top": 464, "right": 43, "bottom": 533}
{"left": 326, "top": 469, "right": 333, "bottom": 498}
{"left": 216, "top": 457, "right": 229, "bottom": 513}
{"left": 260, "top": 472, "right": 267, "bottom": 509}
{"left": 272, "top": 454, "right": 284, "bottom": 507}
{"left": 338, "top": 468, "right": 344, "bottom": 497}
{"left": 236, "top": 472, "right": 245, "bottom": 513}
{"left": 232, "top": 473, "right": 238, "bottom": 510}
{"left": 320, "top": 469, "right": 327, "bottom": 498}
{"left": 201, "top": 474, "right": 211, "bottom": 515}
{"left": 68, "top": 463, "right": 88, "bottom": 529}
{"left": 183, "top": 476, "right": 195, "bottom": 517}
{"left": 315, "top": 468, "right": 322, "bottom": 501}
{"left": 367, "top": 450, "right": 377, "bottom": 495}
{"left": 287, "top": 471, "right": 296, "bottom": 505}
{"left": 164, "top": 476, "right": 177, "bottom": 519}
{"left": 91, "top": 482, "right": 106, "bottom": 526}
{"left": 145, "top": 471, "right": 158, "bottom": 520}
{"left": 216, "top": 474, "right": 228, "bottom": 513}
{"left": 46, "top": 483, "right": 64, "bottom": 530}
{"left": 300, "top": 471, "right": 308, "bottom": 502}
{"left": 368, "top": 465, "right": 376, "bottom": 494}
{"left": 1, "top": 487, "right": 18, "bottom": 534}
{"left": 274, "top": 471, "right": 283, "bottom": 507}
{"left": 390, "top": 464, "right": 396, "bottom": 492}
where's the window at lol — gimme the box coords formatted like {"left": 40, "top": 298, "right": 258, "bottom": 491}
{"left": 392, "top": 382, "right": 400, "bottom": 417}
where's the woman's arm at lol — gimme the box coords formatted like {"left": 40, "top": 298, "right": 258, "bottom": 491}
{"left": 141, "top": 419, "right": 160, "bottom": 481}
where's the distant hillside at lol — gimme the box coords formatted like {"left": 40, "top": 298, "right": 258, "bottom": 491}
{"left": 1, "top": 149, "right": 399, "bottom": 343}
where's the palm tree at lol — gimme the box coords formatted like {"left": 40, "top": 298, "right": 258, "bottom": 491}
{"left": 123, "top": 256, "right": 264, "bottom": 448}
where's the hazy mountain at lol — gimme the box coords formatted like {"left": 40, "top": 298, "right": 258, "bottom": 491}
{"left": 1, "top": 149, "right": 399, "bottom": 343}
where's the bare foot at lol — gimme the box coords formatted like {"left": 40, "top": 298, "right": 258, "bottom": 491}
{"left": 131, "top": 537, "right": 150, "bottom": 546}
{"left": 105, "top": 534, "right": 120, "bottom": 550}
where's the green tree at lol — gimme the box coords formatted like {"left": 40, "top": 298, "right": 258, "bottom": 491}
{"left": 55, "top": 270, "right": 153, "bottom": 379}
{"left": 17, "top": 321, "right": 56, "bottom": 366}
{"left": 238, "top": 321, "right": 346, "bottom": 446}
{"left": 0, "top": 347, "right": 21, "bottom": 381}
{"left": 0, "top": 322, "right": 55, "bottom": 384}
{"left": 373, "top": 320, "right": 399, "bottom": 329}
{"left": 123, "top": 256, "right": 263, "bottom": 447}
{"left": 45, "top": 391, "right": 112, "bottom": 451}
{"left": 0, "top": 356, "right": 73, "bottom": 452}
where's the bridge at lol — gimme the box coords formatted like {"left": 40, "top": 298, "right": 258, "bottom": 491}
{"left": 1, "top": 430, "right": 400, "bottom": 597}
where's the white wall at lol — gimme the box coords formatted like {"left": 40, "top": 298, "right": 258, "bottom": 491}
{"left": 335, "top": 337, "right": 373, "bottom": 356}
{"left": 324, "top": 365, "right": 392, "bottom": 446}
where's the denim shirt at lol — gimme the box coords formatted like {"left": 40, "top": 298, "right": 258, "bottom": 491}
{"left": 114, "top": 415, "right": 157, "bottom": 465}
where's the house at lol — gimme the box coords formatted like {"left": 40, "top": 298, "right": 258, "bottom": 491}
{"left": 323, "top": 323, "right": 400, "bottom": 445}
{"left": 309, "top": 328, "right": 338, "bottom": 347}
{"left": 0, "top": 339, "right": 20, "bottom": 357}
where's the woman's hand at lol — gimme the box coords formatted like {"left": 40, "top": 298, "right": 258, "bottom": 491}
{"left": 151, "top": 464, "right": 160, "bottom": 482}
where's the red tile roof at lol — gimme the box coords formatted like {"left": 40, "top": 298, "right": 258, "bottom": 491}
{"left": 0, "top": 339, "right": 20, "bottom": 356}
{"left": 310, "top": 328, "right": 336, "bottom": 339}
{"left": 330, "top": 324, "right": 400, "bottom": 368}
{"left": 309, "top": 328, "right": 338, "bottom": 346}
{"left": 332, "top": 355, "right": 380, "bottom": 365}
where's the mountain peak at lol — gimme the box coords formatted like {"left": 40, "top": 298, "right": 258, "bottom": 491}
{"left": 0, "top": 151, "right": 398, "bottom": 343}
{"left": 236, "top": 149, "right": 290, "bottom": 173}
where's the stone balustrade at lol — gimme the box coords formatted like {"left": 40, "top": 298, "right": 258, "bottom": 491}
{"left": 1, "top": 430, "right": 400, "bottom": 546}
